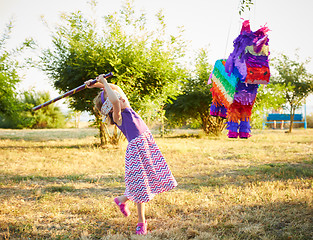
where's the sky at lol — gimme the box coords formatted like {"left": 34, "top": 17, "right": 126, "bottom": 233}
{"left": 1, "top": 0, "right": 313, "bottom": 117}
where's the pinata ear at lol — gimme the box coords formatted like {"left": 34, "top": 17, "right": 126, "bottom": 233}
{"left": 240, "top": 20, "right": 251, "bottom": 33}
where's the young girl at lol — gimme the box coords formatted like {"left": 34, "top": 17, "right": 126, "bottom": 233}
{"left": 85, "top": 74, "right": 177, "bottom": 235}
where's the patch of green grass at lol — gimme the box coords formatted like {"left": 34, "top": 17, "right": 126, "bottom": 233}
{"left": 238, "top": 162, "right": 313, "bottom": 180}
{"left": 45, "top": 185, "right": 76, "bottom": 193}
{"left": 0, "top": 128, "right": 98, "bottom": 141}
{"left": 64, "top": 174, "right": 85, "bottom": 181}
{"left": 304, "top": 159, "right": 313, "bottom": 164}
{"left": 4, "top": 175, "right": 58, "bottom": 183}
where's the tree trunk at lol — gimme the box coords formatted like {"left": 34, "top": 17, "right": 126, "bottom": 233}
{"left": 93, "top": 109, "right": 108, "bottom": 146}
{"left": 99, "top": 121, "right": 108, "bottom": 145}
{"left": 93, "top": 109, "right": 125, "bottom": 147}
{"left": 160, "top": 108, "right": 165, "bottom": 138}
{"left": 288, "top": 106, "right": 295, "bottom": 133}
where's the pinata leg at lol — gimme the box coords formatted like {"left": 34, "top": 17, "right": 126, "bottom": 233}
{"left": 225, "top": 100, "right": 241, "bottom": 138}
{"left": 237, "top": 102, "right": 255, "bottom": 139}
{"left": 226, "top": 121, "right": 239, "bottom": 138}
{"left": 218, "top": 105, "right": 227, "bottom": 119}
{"left": 210, "top": 90, "right": 228, "bottom": 119}
{"left": 210, "top": 102, "right": 220, "bottom": 117}
{"left": 210, "top": 102, "right": 227, "bottom": 119}
{"left": 238, "top": 119, "right": 251, "bottom": 139}
{"left": 227, "top": 81, "right": 258, "bottom": 139}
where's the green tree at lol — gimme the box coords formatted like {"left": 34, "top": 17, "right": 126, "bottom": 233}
{"left": 239, "top": 0, "right": 254, "bottom": 15}
{"left": 0, "top": 20, "right": 34, "bottom": 118}
{"left": 0, "top": 90, "right": 66, "bottom": 129}
{"left": 165, "top": 48, "right": 226, "bottom": 135}
{"left": 40, "top": 0, "right": 186, "bottom": 145}
{"left": 251, "top": 84, "right": 285, "bottom": 129}
{"left": 271, "top": 52, "right": 313, "bottom": 132}
{"left": 22, "top": 90, "right": 66, "bottom": 129}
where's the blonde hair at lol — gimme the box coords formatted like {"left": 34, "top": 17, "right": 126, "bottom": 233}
{"left": 93, "top": 91, "right": 104, "bottom": 113}
{"left": 93, "top": 85, "right": 130, "bottom": 124}
{"left": 93, "top": 91, "right": 114, "bottom": 124}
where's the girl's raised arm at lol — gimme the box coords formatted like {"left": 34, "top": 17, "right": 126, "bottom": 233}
{"left": 98, "top": 75, "right": 123, "bottom": 125}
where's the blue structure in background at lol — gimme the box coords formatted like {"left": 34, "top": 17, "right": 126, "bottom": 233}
{"left": 263, "top": 104, "right": 307, "bottom": 129}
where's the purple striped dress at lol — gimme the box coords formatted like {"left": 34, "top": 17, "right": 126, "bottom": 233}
{"left": 111, "top": 108, "right": 177, "bottom": 203}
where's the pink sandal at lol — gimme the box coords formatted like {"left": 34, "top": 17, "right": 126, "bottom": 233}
{"left": 136, "top": 221, "right": 147, "bottom": 235}
{"left": 114, "top": 197, "right": 130, "bottom": 217}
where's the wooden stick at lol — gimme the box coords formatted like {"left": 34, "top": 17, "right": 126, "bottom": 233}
{"left": 32, "top": 72, "right": 113, "bottom": 111}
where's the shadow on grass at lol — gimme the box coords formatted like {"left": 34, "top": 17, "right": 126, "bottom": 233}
{"left": 235, "top": 162, "right": 313, "bottom": 179}
{"left": 176, "top": 161, "right": 313, "bottom": 191}
{"left": 0, "top": 172, "right": 125, "bottom": 183}
{"left": 0, "top": 144, "right": 94, "bottom": 150}
{"left": 165, "top": 133, "right": 203, "bottom": 139}
{"left": 190, "top": 200, "right": 313, "bottom": 240}
{"left": 2, "top": 161, "right": 312, "bottom": 194}
{"left": 0, "top": 173, "right": 126, "bottom": 198}
{"left": 0, "top": 143, "right": 124, "bottom": 150}
{"left": 163, "top": 133, "right": 223, "bottom": 140}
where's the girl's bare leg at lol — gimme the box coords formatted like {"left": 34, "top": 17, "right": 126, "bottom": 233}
{"left": 137, "top": 202, "right": 145, "bottom": 223}
{"left": 117, "top": 195, "right": 129, "bottom": 203}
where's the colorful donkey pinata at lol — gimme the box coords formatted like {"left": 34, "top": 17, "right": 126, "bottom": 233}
{"left": 209, "top": 20, "right": 270, "bottom": 139}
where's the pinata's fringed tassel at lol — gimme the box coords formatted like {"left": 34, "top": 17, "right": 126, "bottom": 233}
{"left": 239, "top": 131, "right": 251, "bottom": 139}
{"left": 226, "top": 101, "right": 242, "bottom": 123}
{"left": 210, "top": 83, "right": 231, "bottom": 108}
{"left": 239, "top": 104, "right": 254, "bottom": 121}
{"left": 210, "top": 102, "right": 220, "bottom": 117}
{"left": 226, "top": 121, "right": 239, "bottom": 138}
{"left": 219, "top": 105, "right": 227, "bottom": 119}
{"left": 210, "top": 59, "right": 239, "bottom": 108}
{"left": 210, "top": 95, "right": 228, "bottom": 119}
{"left": 233, "top": 91, "right": 257, "bottom": 105}
{"left": 239, "top": 120, "right": 251, "bottom": 139}
{"left": 211, "top": 83, "right": 231, "bottom": 109}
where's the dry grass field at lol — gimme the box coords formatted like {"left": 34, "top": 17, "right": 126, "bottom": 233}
{"left": 0, "top": 128, "right": 312, "bottom": 239}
